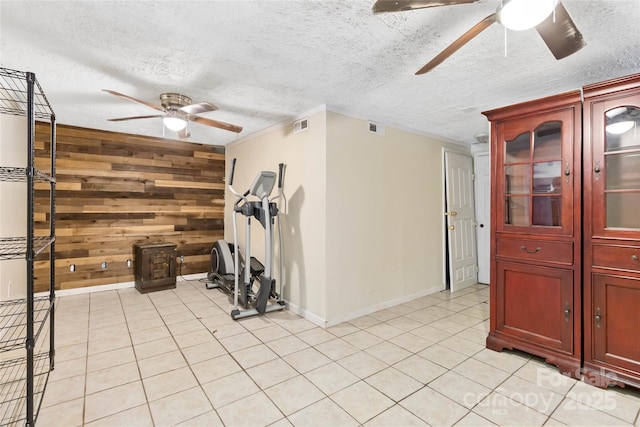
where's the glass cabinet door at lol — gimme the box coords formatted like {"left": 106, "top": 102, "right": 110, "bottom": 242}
{"left": 499, "top": 112, "right": 573, "bottom": 235}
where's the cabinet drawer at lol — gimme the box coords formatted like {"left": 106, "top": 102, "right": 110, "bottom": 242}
{"left": 496, "top": 238, "right": 573, "bottom": 265}
{"left": 592, "top": 245, "right": 640, "bottom": 272}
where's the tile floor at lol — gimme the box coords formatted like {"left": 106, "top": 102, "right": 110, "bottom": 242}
{"left": 37, "top": 280, "right": 640, "bottom": 426}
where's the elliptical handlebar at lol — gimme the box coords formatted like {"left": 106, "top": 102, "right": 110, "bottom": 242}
{"left": 228, "top": 158, "right": 249, "bottom": 206}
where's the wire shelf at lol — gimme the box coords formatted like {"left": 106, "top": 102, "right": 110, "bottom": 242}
{"left": 0, "top": 167, "right": 54, "bottom": 183}
{"left": 0, "top": 352, "right": 51, "bottom": 426}
{"left": 0, "top": 68, "right": 54, "bottom": 120}
{"left": 0, "top": 297, "right": 52, "bottom": 353}
{"left": 0, "top": 237, "right": 55, "bottom": 261}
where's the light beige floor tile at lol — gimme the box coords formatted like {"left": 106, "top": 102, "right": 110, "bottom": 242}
{"left": 369, "top": 308, "right": 401, "bottom": 322}
{"left": 84, "top": 381, "right": 147, "bottom": 423}
{"left": 85, "top": 404, "right": 153, "bottom": 427}
{"left": 455, "top": 411, "right": 497, "bottom": 426}
{"left": 365, "top": 341, "right": 412, "bottom": 365}
{"left": 48, "top": 356, "right": 86, "bottom": 382}
{"left": 55, "top": 342, "right": 88, "bottom": 363}
{"left": 405, "top": 306, "right": 453, "bottom": 324}
{"left": 155, "top": 302, "right": 188, "bottom": 316}
{"left": 202, "top": 371, "right": 260, "bottom": 408}
{"left": 314, "top": 338, "right": 359, "bottom": 360}
{"left": 389, "top": 332, "right": 434, "bottom": 353}
{"left": 394, "top": 354, "right": 448, "bottom": 384}
{"left": 338, "top": 351, "right": 388, "bottom": 378}
{"left": 219, "top": 331, "right": 261, "bottom": 352}
{"left": 217, "top": 391, "right": 284, "bottom": 427}
{"left": 568, "top": 381, "right": 640, "bottom": 424}
{"left": 87, "top": 334, "right": 131, "bottom": 355}
{"left": 453, "top": 357, "right": 511, "bottom": 389}
{"left": 181, "top": 339, "right": 227, "bottom": 365}
{"left": 283, "top": 347, "right": 332, "bottom": 373}
{"left": 497, "top": 375, "right": 563, "bottom": 416}
{"left": 149, "top": 386, "right": 213, "bottom": 426}
{"left": 385, "top": 316, "right": 423, "bottom": 332}
{"left": 364, "top": 404, "right": 427, "bottom": 427}
{"left": 288, "top": 397, "right": 358, "bottom": 427}
{"left": 365, "top": 367, "right": 423, "bottom": 402}
{"left": 348, "top": 315, "right": 380, "bottom": 329}
{"left": 133, "top": 336, "right": 179, "bottom": 360}
{"left": 41, "top": 374, "right": 85, "bottom": 408}
{"left": 237, "top": 315, "right": 274, "bottom": 331}
{"left": 173, "top": 329, "right": 216, "bottom": 349}
{"left": 456, "top": 326, "right": 490, "bottom": 344}
{"left": 88, "top": 322, "right": 129, "bottom": 341}
{"left": 430, "top": 371, "right": 492, "bottom": 409}
{"left": 514, "top": 361, "right": 577, "bottom": 396}
{"left": 37, "top": 397, "right": 84, "bottom": 427}
{"left": 331, "top": 381, "right": 394, "bottom": 424}
{"left": 86, "top": 360, "right": 140, "bottom": 395}
{"left": 142, "top": 366, "right": 198, "bottom": 401}
{"left": 266, "top": 335, "right": 310, "bottom": 357}
{"left": 436, "top": 300, "right": 472, "bottom": 312}
{"left": 326, "top": 323, "right": 360, "bottom": 337}
{"left": 296, "top": 327, "right": 336, "bottom": 346}
{"left": 365, "top": 323, "right": 404, "bottom": 340}
{"left": 129, "top": 325, "right": 170, "bottom": 345}
{"left": 138, "top": 349, "right": 187, "bottom": 378}
{"left": 473, "top": 391, "right": 548, "bottom": 426}
{"left": 87, "top": 346, "right": 136, "bottom": 372}
{"left": 430, "top": 314, "right": 482, "bottom": 335}
{"left": 419, "top": 344, "right": 468, "bottom": 369}
{"left": 252, "top": 324, "right": 292, "bottom": 342}
{"left": 278, "top": 317, "right": 318, "bottom": 334}
{"left": 342, "top": 330, "right": 384, "bottom": 350}
{"left": 400, "top": 386, "right": 468, "bottom": 426}
{"left": 191, "top": 353, "right": 242, "bottom": 384}
{"left": 161, "top": 310, "right": 197, "bottom": 325}
{"left": 544, "top": 418, "right": 569, "bottom": 426}
{"left": 233, "top": 343, "right": 279, "bottom": 369}
{"left": 472, "top": 348, "right": 531, "bottom": 374}
{"left": 386, "top": 304, "right": 416, "bottom": 316}
{"left": 410, "top": 324, "right": 453, "bottom": 343}
{"left": 247, "top": 358, "right": 300, "bottom": 389}
{"left": 304, "top": 362, "right": 359, "bottom": 395}
{"left": 265, "top": 375, "right": 325, "bottom": 416}
{"left": 174, "top": 410, "right": 224, "bottom": 427}
{"left": 125, "top": 308, "right": 162, "bottom": 323}
{"left": 438, "top": 335, "right": 485, "bottom": 357}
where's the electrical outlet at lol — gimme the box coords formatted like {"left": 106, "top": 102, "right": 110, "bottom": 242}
{"left": 101, "top": 261, "right": 107, "bottom": 269}
{"left": 180, "top": 255, "right": 185, "bottom": 263}
{"left": 7, "top": 280, "right": 11, "bottom": 298}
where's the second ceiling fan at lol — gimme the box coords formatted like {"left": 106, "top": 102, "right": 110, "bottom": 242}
{"left": 373, "top": 0, "right": 586, "bottom": 74}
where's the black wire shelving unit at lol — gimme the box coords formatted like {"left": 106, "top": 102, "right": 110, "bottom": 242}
{"left": 0, "top": 67, "right": 56, "bottom": 427}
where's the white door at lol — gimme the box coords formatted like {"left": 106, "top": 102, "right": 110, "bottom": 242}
{"left": 474, "top": 153, "right": 490, "bottom": 284}
{"left": 445, "top": 151, "right": 477, "bottom": 292}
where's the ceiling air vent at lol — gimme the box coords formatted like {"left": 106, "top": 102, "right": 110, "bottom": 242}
{"left": 368, "top": 121, "right": 385, "bottom": 136}
{"left": 293, "top": 117, "right": 309, "bottom": 134}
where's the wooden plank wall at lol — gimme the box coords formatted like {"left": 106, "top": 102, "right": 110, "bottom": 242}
{"left": 34, "top": 123, "right": 225, "bottom": 292}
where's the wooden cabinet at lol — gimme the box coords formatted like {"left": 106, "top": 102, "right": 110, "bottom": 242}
{"left": 583, "top": 74, "right": 640, "bottom": 388}
{"left": 134, "top": 242, "right": 177, "bottom": 293}
{"left": 483, "top": 91, "right": 582, "bottom": 377}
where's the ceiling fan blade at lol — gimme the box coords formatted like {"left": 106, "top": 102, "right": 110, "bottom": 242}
{"left": 416, "top": 13, "right": 496, "bottom": 75}
{"left": 190, "top": 115, "right": 243, "bottom": 133}
{"left": 535, "top": 2, "right": 586, "bottom": 60}
{"left": 180, "top": 101, "right": 218, "bottom": 115}
{"left": 107, "top": 114, "right": 164, "bottom": 122}
{"left": 102, "top": 89, "right": 165, "bottom": 112}
{"left": 177, "top": 126, "right": 191, "bottom": 139}
{"left": 372, "top": 0, "right": 480, "bottom": 14}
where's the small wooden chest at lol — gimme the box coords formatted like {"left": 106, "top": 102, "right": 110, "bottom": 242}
{"left": 134, "top": 242, "right": 177, "bottom": 293}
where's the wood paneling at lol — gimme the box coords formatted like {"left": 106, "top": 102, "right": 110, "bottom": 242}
{"left": 34, "top": 123, "right": 224, "bottom": 292}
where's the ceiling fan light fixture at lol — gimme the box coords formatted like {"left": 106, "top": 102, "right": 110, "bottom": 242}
{"left": 163, "top": 112, "right": 187, "bottom": 131}
{"left": 497, "top": 0, "right": 558, "bottom": 31}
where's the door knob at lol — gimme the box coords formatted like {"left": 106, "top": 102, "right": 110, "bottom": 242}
{"left": 449, "top": 225, "right": 455, "bottom": 230}
{"left": 445, "top": 211, "right": 458, "bottom": 216}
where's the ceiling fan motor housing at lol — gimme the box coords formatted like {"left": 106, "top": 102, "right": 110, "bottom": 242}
{"left": 160, "top": 93, "right": 192, "bottom": 109}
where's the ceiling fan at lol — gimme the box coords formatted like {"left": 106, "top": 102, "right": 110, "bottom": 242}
{"left": 372, "top": 0, "right": 586, "bottom": 74}
{"left": 102, "top": 89, "right": 243, "bottom": 138}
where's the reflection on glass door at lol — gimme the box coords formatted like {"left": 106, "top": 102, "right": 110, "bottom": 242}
{"left": 604, "top": 106, "right": 640, "bottom": 229}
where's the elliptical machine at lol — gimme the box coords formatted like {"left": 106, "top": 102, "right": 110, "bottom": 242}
{"left": 207, "top": 158, "right": 286, "bottom": 320}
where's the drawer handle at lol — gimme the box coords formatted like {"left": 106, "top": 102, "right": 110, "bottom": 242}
{"left": 564, "top": 303, "right": 571, "bottom": 323}
{"left": 520, "top": 246, "right": 541, "bottom": 254}
{"left": 632, "top": 255, "right": 639, "bottom": 262}
{"left": 595, "top": 307, "right": 602, "bottom": 328}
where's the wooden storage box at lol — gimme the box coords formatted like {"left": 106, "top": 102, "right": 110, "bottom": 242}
{"left": 134, "top": 242, "right": 177, "bottom": 293}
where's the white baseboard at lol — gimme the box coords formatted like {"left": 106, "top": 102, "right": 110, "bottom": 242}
{"left": 324, "top": 284, "right": 444, "bottom": 328}
{"left": 39, "top": 272, "right": 210, "bottom": 298}
{"left": 285, "top": 301, "right": 327, "bottom": 328}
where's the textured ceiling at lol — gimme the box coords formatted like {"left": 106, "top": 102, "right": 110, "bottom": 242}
{"left": 1, "top": 1, "right": 639, "bottom": 146}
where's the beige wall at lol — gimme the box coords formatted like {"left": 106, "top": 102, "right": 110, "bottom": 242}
{"left": 0, "top": 115, "right": 27, "bottom": 300}
{"left": 227, "top": 107, "right": 469, "bottom": 326}
{"left": 225, "top": 111, "right": 328, "bottom": 321}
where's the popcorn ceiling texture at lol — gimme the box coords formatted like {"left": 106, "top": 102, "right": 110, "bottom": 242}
{"left": 0, "top": 0, "right": 639, "bottom": 146}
